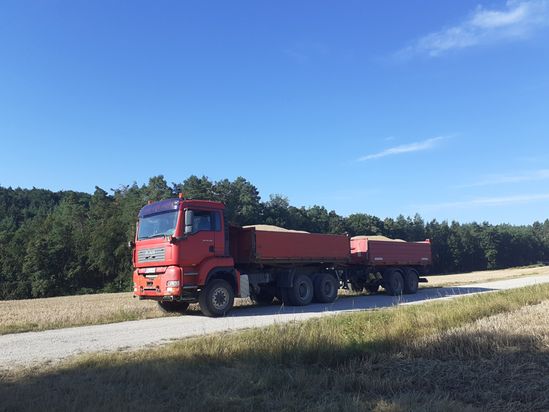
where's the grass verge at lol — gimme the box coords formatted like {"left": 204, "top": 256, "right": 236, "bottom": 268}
{"left": 1, "top": 283, "right": 548, "bottom": 411}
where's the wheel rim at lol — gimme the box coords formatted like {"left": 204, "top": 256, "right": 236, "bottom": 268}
{"left": 212, "top": 287, "right": 229, "bottom": 310}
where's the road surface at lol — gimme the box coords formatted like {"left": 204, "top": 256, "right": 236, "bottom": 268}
{"left": 1, "top": 274, "right": 548, "bottom": 371}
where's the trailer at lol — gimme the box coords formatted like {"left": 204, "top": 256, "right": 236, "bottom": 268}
{"left": 132, "top": 197, "right": 432, "bottom": 316}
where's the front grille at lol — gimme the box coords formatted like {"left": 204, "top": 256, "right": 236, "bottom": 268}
{"left": 137, "top": 247, "right": 166, "bottom": 263}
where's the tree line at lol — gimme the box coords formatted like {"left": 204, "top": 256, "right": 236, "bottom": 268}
{"left": 1, "top": 175, "right": 548, "bottom": 300}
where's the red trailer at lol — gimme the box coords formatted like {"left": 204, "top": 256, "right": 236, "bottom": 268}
{"left": 231, "top": 226, "right": 350, "bottom": 265}
{"left": 350, "top": 236, "right": 432, "bottom": 266}
{"left": 132, "top": 198, "right": 432, "bottom": 317}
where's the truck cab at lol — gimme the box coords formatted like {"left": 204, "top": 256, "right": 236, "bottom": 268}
{"left": 132, "top": 197, "right": 239, "bottom": 316}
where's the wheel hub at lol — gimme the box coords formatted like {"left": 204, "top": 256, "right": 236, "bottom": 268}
{"left": 212, "top": 287, "right": 228, "bottom": 310}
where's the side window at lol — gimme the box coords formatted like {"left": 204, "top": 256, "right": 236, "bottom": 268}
{"left": 189, "top": 210, "right": 222, "bottom": 233}
{"left": 192, "top": 211, "right": 212, "bottom": 233}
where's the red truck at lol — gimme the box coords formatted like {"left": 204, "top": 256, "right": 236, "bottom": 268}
{"left": 132, "top": 196, "right": 432, "bottom": 317}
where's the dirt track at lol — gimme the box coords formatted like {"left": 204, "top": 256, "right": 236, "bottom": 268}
{"left": 1, "top": 273, "right": 548, "bottom": 371}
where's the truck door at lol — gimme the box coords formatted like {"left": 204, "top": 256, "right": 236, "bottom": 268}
{"left": 180, "top": 209, "right": 217, "bottom": 266}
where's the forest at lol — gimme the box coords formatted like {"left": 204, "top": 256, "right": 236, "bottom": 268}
{"left": 1, "top": 175, "right": 548, "bottom": 300}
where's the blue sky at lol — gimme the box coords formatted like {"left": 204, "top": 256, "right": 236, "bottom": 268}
{"left": 1, "top": 0, "right": 548, "bottom": 224}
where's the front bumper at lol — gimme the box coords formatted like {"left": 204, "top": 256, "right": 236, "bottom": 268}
{"left": 133, "top": 266, "right": 182, "bottom": 300}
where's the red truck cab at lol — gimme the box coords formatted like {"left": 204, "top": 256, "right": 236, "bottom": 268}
{"left": 132, "top": 197, "right": 239, "bottom": 316}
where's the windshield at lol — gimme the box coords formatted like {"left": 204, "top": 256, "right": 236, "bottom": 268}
{"left": 137, "top": 210, "right": 179, "bottom": 240}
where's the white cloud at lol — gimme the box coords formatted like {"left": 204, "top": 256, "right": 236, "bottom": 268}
{"left": 419, "top": 193, "right": 549, "bottom": 210}
{"left": 399, "top": 0, "right": 549, "bottom": 57}
{"left": 358, "top": 136, "right": 448, "bottom": 161}
{"left": 457, "top": 169, "right": 549, "bottom": 187}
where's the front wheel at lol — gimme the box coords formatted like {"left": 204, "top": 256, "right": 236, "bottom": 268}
{"left": 199, "top": 279, "right": 235, "bottom": 317}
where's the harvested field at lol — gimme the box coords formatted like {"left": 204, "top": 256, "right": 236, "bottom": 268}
{"left": 1, "top": 284, "right": 548, "bottom": 411}
{"left": 425, "top": 265, "right": 545, "bottom": 287}
{"left": 0, "top": 292, "right": 172, "bottom": 335}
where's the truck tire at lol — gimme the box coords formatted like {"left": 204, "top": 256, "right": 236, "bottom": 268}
{"left": 251, "top": 287, "right": 275, "bottom": 305}
{"left": 157, "top": 301, "right": 189, "bottom": 313}
{"left": 199, "top": 279, "right": 234, "bottom": 317}
{"left": 287, "top": 274, "right": 314, "bottom": 306}
{"left": 403, "top": 268, "right": 419, "bottom": 294}
{"left": 313, "top": 273, "right": 338, "bottom": 303}
{"left": 383, "top": 268, "right": 404, "bottom": 296}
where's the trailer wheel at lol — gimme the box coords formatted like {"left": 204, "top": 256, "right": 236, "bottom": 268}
{"left": 157, "top": 301, "right": 189, "bottom": 313}
{"left": 403, "top": 268, "right": 419, "bottom": 294}
{"left": 199, "top": 279, "right": 234, "bottom": 317}
{"left": 251, "top": 287, "right": 275, "bottom": 305}
{"left": 287, "top": 274, "right": 314, "bottom": 306}
{"left": 314, "top": 273, "right": 338, "bottom": 303}
{"left": 383, "top": 268, "right": 404, "bottom": 296}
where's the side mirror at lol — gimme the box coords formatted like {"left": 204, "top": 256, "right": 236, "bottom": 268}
{"left": 184, "top": 209, "right": 194, "bottom": 235}
{"left": 128, "top": 240, "right": 135, "bottom": 249}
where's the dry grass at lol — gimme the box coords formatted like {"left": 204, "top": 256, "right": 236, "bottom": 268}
{"left": 1, "top": 284, "right": 548, "bottom": 411}
{"left": 1, "top": 266, "right": 547, "bottom": 335}
{"left": 424, "top": 265, "right": 546, "bottom": 287}
{"left": 0, "top": 292, "right": 176, "bottom": 335}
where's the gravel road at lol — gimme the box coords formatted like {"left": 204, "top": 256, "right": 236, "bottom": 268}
{"left": 1, "top": 274, "right": 548, "bottom": 371}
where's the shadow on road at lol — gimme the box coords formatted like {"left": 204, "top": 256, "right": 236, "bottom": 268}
{"left": 226, "top": 286, "right": 495, "bottom": 318}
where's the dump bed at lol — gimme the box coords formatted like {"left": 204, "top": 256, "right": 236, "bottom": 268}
{"left": 350, "top": 236, "right": 432, "bottom": 266}
{"left": 230, "top": 226, "right": 350, "bottom": 265}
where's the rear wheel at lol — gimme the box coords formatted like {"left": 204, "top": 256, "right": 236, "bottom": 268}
{"left": 313, "top": 273, "right": 338, "bottom": 303}
{"left": 157, "top": 301, "right": 189, "bottom": 313}
{"left": 199, "top": 279, "right": 234, "bottom": 317}
{"left": 287, "top": 274, "right": 314, "bottom": 306}
{"left": 403, "top": 268, "right": 419, "bottom": 294}
{"left": 383, "top": 268, "right": 404, "bottom": 296}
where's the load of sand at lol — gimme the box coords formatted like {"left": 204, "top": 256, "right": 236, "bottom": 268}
{"left": 351, "top": 235, "right": 405, "bottom": 242}
{"left": 243, "top": 224, "right": 309, "bottom": 234}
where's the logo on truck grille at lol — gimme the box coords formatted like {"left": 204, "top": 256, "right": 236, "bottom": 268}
{"left": 137, "top": 247, "right": 166, "bottom": 263}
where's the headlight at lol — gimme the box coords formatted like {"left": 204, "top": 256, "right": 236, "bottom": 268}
{"left": 166, "top": 280, "right": 180, "bottom": 287}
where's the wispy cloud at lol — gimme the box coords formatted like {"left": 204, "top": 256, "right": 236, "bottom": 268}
{"left": 418, "top": 193, "right": 549, "bottom": 210}
{"left": 357, "top": 136, "right": 449, "bottom": 161}
{"left": 398, "top": 0, "right": 549, "bottom": 57}
{"left": 457, "top": 169, "right": 549, "bottom": 188}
